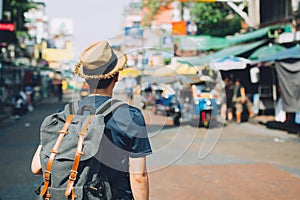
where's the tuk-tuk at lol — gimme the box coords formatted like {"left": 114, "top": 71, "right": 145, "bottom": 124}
{"left": 179, "top": 75, "right": 218, "bottom": 128}
{"left": 152, "top": 83, "right": 182, "bottom": 126}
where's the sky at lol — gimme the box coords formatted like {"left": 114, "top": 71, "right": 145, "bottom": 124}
{"left": 38, "top": 0, "right": 132, "bottom": 57}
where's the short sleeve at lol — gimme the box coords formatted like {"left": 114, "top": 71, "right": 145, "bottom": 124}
{"left": 126, "top": 109, "right": 152, "bottom": 158}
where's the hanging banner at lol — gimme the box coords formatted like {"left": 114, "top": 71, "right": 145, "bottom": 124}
{"left": 172, "top": 21, "right": 187, "bottom": 35}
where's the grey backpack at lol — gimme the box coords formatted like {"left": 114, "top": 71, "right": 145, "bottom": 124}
{"left": 38, "top": 98, "right": 125, "bottom": 200}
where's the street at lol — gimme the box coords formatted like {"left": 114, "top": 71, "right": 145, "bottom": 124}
{"left": 0, "top": 92, "right": 299, "bottom": 200}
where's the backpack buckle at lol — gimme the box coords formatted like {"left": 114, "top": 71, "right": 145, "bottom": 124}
{"left": 69, "top": 170, "right": 78, "bottom": 181}
{"left": 44, "top": 170, "right": 51, "bottom": 181}
{"left": 74, "top": 150, "right": 85, "bottom": 156}
{"left": 50, "top": 149, "right": 58, "bottom": 154}
{"left": 45, "top": 193, "right": 51, "bottom": 200}
{"left": 58, "top": 130, "right": 68, "bottom": 135}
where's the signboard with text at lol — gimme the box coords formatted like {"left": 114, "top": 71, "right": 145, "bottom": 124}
{"left": 0, "top": 23, "right": 15, "bottom": 31}
{"left": 0, "top": 22, "right": 17, "bottom": 44}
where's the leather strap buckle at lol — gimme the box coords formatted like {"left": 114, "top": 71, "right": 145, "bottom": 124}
{"left": 69, "top": 170, "right": 78, "bottom": 181}
{"left": 50, "top": 149, "right": 58, "bottom": 154}
{"left": 45, "top": 193, "right": 51, "bottom": 200}
{"left": 58, "top": 130, "right": 68, "bottom": 135}
{"left": 75, "top": 150, "right": 85, "bottom": 156}
{"left": 44, "top": 170, "right": 51, "bottom": 181}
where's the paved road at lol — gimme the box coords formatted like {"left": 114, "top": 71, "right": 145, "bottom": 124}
{"left": 0, "top": 92, "right": 299, "bottom": 200}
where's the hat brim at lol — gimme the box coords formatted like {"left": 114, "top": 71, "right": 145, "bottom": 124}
{"left": 75, "top": 50, "right": 127, "bottom": 80}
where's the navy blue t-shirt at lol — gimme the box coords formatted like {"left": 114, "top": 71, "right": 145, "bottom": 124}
{"left": 79, "top": 96, "right": 152, "bottom": 199}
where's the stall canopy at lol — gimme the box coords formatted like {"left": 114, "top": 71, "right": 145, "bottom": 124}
{"left": 177, "top": 40, "right": 266, "bottom": 66}
{"left": 248, "top": 44, "right": 287, "bottom": 60}
{"left": 177, "top": 35, "right": 228, "bottom": 51}
{"left": 176, "top": 25, "right": 284, "bottom": 51}
{"left": 209, "top": 56, "right": 253, "bottom": 71}
{"left": 119, "top": 67, "right": 141, "bottom": 78}
{"left": 151, "top": 63, "right": 198, "bottom": 77}
{"left": 226, "top": 25, "right": 283, "bottom": 44}
{"left": 259, "top": 45, "right": 300, "bottom": 62}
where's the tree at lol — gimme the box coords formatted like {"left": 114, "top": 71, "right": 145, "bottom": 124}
{"left": 190, "top": 2, "right": 242, "bottom": 37}
{"left": 3, "top": 0, "right": 36, "bottom": 30}
{"left": 142, "top": 0, "right": 174, "bottom": 27}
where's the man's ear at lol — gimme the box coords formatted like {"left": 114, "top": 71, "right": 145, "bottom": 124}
{"left": 114, "top": 73, "right": 119, "bottom": 82}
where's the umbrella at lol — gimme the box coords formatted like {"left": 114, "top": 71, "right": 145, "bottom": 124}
{"left": 176, "top": 64, "right": 198, "bottom": 74}
{"left": 249, "top": 44, "right": 287, "bottom": 60}
{"left": 209, "top": 56, "right": 253, "bottom": 71}
{"left": 119, "top": 67, "right": 141, "bottom": 78}
{"left": 152, "top": 63, "right": 198, "bottom": 77}
{"left": 151, "top": 66, "right": 176, "bottom": 77}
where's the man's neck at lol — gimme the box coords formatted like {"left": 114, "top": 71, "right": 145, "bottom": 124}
{"left": 90, "top": 88, "right": 112, "bottom": 97}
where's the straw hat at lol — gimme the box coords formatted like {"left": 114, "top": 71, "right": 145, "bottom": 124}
{"left": 74, "top": 40, "right": 127, "bottom": 80}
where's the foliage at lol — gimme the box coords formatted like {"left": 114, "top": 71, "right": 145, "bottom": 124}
{"left": 190, "top": 2, "right": 242, "bottom": 37}
{"left": 142, "top": 0, "right": 173, "bottom": 27}
{"left": 3, "top": 0, "right": 37, "bottom": 30}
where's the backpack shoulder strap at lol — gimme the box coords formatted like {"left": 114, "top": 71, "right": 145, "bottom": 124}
{"left": 65, "top": 114, "right": 94, "bottom": 199}
{"left": 66, "top": 99, "right": 79, "bottom": 115}
{"left": 40, "top": 114, "right": 74, "bottom": 198}
{"left": 95, "top": 98, "right": 126, "bottom": 116}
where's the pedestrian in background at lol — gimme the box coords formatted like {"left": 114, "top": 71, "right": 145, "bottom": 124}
{"left": 232, "top": 79, "right": 254, "bottom": 123}
{"left": 53, "top": 71, "right": 63, "bottom": 102}
{"left": 124, "top": 75, "right": 137, "bottom": 105}
{"left": 232, "top": 78, "right": 254, "bottom": 123}
{"left": 224, "top": 77, "right": 233, "bottom": 121}
{"left": 31, "top": 40, "right": 152, "bottom": 200}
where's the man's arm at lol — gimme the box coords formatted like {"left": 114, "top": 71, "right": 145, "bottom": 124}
{"left": 31, "top": 145, "right": 43, "bottom": 175}
{"left": 129, "top": 156, "right": 149, "bottom": 200}
{"left": 240, "top": 87, "right": 246, "bottom": 103}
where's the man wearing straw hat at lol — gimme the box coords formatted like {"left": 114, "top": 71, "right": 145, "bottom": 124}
{"left": 31, "top": 40, "right": 152, "bottom": 200}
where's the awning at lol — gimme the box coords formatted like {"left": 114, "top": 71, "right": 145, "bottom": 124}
{"left": 177, "top": 40, "right": 266, "bottom": 66}
{"left": 176, "top": 25, "right": 283, "bottom": 52}
{"left": 226, "top": 25, "right": 285, "bottom": 44}
{"left": 248, "top": 44, "right": 287, "bottom": 60}
{"left": 210, "top": 40, "right": 266, "bottom": 60}
{"left": 151, "top": 63, "right": 198, "bottom": 77}
{"left": 259, "top": 45, "right": 300, "bottom": 62}
{"left": 177, "top": 35, "right": 228, "bottom": 51}
{"left": 209, "top": 56, "right": 253, "bottom": 71}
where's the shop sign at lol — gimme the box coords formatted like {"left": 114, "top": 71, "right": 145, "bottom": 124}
{"left": 0, "top": 23, "right": 15, "bottom": 31}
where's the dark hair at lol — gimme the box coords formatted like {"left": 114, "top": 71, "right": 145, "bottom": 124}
{"left": 86, "top": 75, "right": 115, "bottom": 89}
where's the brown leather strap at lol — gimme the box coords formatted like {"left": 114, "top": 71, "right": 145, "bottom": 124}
{"left": 71, "top": 187, "right": 78, "bottom": 200}
{"left": 40, "top": 114, "right": 74, "bottom": 197}
{"left": 44, "top": 193, "right": 51, "bottom": 200}
{"left": 65, "top": 115, "right": 94, "bottom": 198}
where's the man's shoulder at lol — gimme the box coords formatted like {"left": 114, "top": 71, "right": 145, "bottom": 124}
{"left": 117, "top": 103, "right": 143, "bottom": 116}
{"left": 112, "top": 102, "right": 145, "bottom": 123}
